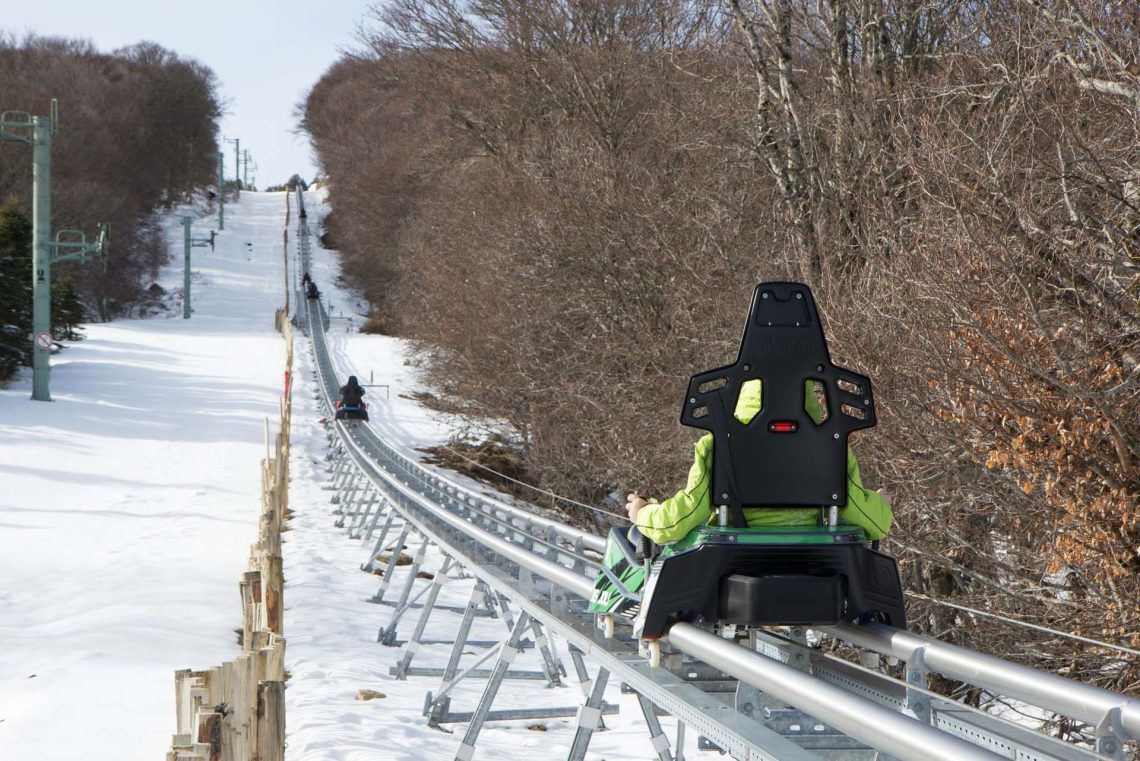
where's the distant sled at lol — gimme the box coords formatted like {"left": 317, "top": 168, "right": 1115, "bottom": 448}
{"left": 334, "top": 401, "right": 369, "bottom": 422}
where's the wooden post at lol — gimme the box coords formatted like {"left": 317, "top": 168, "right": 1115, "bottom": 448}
{"left": 256, "top": 681, "right": 285, "bottom": 761}
{"left": 195, "top": 712, "right": 222, "bottom": 761}
{"left": 174, "top": 669, "right": 194, "bottom": 733}
{"left": 241, "top": 572, "right": 261, "bottom": 646}
{"left": 264, "top": 554, "right": 283, "bottom": 636}
{"left": 266, "top": 637, "right": 286, "bottom": 682}
{"left": 242, "top": 655, "right": 257, "bottom": 760}
{"left": 205, "top": 667, "right": 223, "bottom": 707}
{"left": 221, "top": 659, "right": 241, "bottom": 761}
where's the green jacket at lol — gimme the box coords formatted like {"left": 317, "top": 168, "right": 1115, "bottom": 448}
{"left": 634, "top": 379, "right": 892, "bottom": 544}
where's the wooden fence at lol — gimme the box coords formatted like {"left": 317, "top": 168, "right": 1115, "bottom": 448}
{"left": 166, "top": 313, "right": 293, "bottom": 761}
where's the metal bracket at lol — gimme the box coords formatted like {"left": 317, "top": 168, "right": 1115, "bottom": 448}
{"left": 1095, "top": 707, "right": 1126, "bottom": 760}
{"left": 904, "top": 646, "right": 932, "bottom": 725}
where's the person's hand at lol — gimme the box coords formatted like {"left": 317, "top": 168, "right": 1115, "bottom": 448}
{"left": 626, "top": 492, "right": 647, "bottom": 522}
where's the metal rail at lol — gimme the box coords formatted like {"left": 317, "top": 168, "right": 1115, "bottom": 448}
{"left": 293, "top": 188, "right": 1136, "bottom": 761}
{"left": 828, "top": 623, "right": 1140, "bottom": 748}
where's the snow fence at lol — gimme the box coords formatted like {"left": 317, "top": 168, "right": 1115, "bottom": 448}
{"left": 165, "top": 310, "right": 293, "bottom": 761}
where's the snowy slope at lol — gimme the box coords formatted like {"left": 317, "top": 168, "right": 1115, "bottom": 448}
{"left": 0, "top": 193, "right": 288, "bottom": 759}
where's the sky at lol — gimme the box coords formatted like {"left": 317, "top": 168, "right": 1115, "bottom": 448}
{"left": 2, "top": 0, "right": 375, "bottom": 187}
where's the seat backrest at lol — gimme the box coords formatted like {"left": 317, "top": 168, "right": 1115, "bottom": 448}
{"left": 679, "top": 282, "right": 876, "bottom": 527}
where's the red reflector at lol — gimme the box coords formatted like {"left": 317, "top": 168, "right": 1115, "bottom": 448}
{"left": 769, "top": 421, "right": 798, "bottom": 433}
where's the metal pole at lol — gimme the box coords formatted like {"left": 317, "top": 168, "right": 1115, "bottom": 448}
{"left": 217, "top": 152, "right": 225, "bottom": 230}
{"left": 283, "top": 229, "right": 289, "bottom": 314}
{"left": 182, "top": 216, "right": 192, "bottom": 319}
{"left": 243, "top": 149, "right": 250, "bottom": 189}
{"left": 226, "top": 137, "right": 240, "bottom": 198}
{"left": 30, "top": 115, "right": 52, "bottom": 401}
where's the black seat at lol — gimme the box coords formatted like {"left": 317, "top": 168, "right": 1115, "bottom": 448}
{"left": 637, "top": 282, "right": 906, "bottom": 637}
{"left": 682, "top": 282, "right": 875, "bottom": 520}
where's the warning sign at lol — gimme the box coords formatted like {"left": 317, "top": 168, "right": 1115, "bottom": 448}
{"left": 35, "top": 332, "right": 52, "bottom": 350}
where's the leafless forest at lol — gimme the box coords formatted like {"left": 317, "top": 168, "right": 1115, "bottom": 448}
{"left": 302, "top": 0, "right": 1140, "bottom": 708}
{"left": 0, "top": 35, "right": 222, "bottom": 321}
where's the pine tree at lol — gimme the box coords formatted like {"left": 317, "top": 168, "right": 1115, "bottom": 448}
{"left": 52, "top": 275, "right": 85, "bottom": 342}
{"left": 0, "top": 198, "right": 33, "bottom": 380}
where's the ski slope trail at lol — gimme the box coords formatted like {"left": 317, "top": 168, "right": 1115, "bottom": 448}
{"left": 0, "top": 192, "right": 288, "bottom": 759}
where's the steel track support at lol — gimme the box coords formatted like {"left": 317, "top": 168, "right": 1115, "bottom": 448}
{"left": 567, "top": 645, "right": 590, "bottom": 692}
{"left": 427, "top": 637, "right": 508, "bottom": 727}
{"left": 441, "top": 583, "right": 485, "bottom": 686}
{"left": 512, "top": 568, "right": 567, "bottom": 687}
{"left": 327, "top": 458, "right": 352, "bottom": 496}
{"left": 378, "top": 538, "right": 429, "bottom": 643}
{"left": 566, "top": 665, "right": 611, "bottom": 760}
{"left": 359, "top": 493, "right": 388, "bottom": 543}
{"left": 380, "top": 577, "right": 435, "bottom": 638}
{"left": 334, "top": 472, "right": 366, "bottom": 524}
{"left": 494, "top": 586, "right": 563, "bottom": 689}
{"left": 393, "top": 558, "right": 454, "bottom": 678}
{"left": 528, "top": 617, "right": 563, "bottom": 688}
{"left": 788, "top": 626, "right": 811, "bottom": 673}
{"left": 332, "top": 467, "right": 359, "bottom": 508}
{"left": 453, "top": 612, "right": 533, "bottom": 761}
{"left": 322, "top": 455, "right": 348, "bottom": 486}
{"left": 348, "top": 491, "right": 380, "bottom": 538}
{"left": 569, "top": 537, "right": 586, "bottom": 575}
{"left": 345, "top": 474, "right": 370, "bottom": 517}
{"left": 634, "top": 692, "right": 675, "bottom": 761}
{"left": 479, "top": 585, "right": 500, "bottom": 620}
{"left": 423, "top": 581, "right": 533, "bottom": 720}
{"left": 333, "top": 464, "right": 359, "bottom": 503}
{"left": 368, "top": 524, "right": 411, "bottom": 604}
{"left": 362, "top": 501, "right": 400, "bottom": 571}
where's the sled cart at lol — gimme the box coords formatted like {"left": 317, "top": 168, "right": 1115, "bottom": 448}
{"left": 589, "top": 282, "right": 906, "bottom": 662}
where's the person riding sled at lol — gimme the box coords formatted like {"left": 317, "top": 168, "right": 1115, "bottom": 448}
{"left": 625, "top": 378, "right": 891, "bottom": 545}
{"left": 335, "top": 375, "right": 368, "bottom": 421}
{"left": 589, "top": 282, "right": 907, "bottom": 647}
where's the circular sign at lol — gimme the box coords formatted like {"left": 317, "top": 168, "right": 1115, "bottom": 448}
{"left": 35, "top": 332, "right": 52, "bottom": 350}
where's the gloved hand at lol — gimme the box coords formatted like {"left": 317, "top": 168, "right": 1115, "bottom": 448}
{"left": 626, "top": 492, "right": 647, "bottom": 522}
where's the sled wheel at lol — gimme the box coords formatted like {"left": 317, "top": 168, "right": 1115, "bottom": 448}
{"left": 640, "top": 639, "right": 662, "bottom": 668}
{"left": 599, "top": 615, "right": 614, "bottom": 639}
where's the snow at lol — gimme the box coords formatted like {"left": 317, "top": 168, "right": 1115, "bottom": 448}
{"left": 0, "top": 193, "right": 287, "bottom": 759}
{"left": 0, "top": 189, "right": 700, "bottom": 759}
